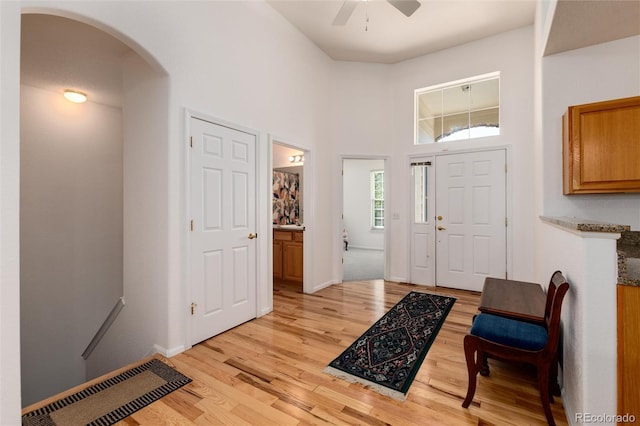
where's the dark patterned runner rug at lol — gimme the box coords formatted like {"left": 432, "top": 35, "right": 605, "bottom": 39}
{"left": 324, "top": 291, "right": 455, "bottom": 400}
{"left": 22, "top": 358, "right": 191, "bottom": 426}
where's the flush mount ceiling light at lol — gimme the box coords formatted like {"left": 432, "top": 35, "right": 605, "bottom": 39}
{"left": 63, "top": 90, "right": 87, "bottom": 103}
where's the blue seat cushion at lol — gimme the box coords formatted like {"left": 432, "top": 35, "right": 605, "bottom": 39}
{"left": 470, "top": 313, "right": 548, "bottom": 351}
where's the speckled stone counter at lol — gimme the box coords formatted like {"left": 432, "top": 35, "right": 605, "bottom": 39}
{"left": 540, "top": 216, "right": 631, "bottom": 233}
{"left": 618, "top": 231, "right": 640, "bottom": 286}
{"left": 540, "top": 216, "right": 639, "bottom": 286}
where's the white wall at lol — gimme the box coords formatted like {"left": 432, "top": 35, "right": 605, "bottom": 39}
{"left": 329, "top": 62, "right": 392, "bottom": 279}
{"left": 343, "top": 159, "right": 385, "bottom": 250}
{"left": 1, "top": 2, "right": 333, "bottom": 420}
{"left": 391, "top": 26, "right": 535, "bottom": 283}
{"left": 85, "top": 50, "right": 170, "bottom": 379}
{"left": 3, "top": 1, "right": 636, "bottom": 422}
{"left": 534, "top": 32, "right": 640, "bottom": 426}
{"left": 0, "top": 1, "right": 23, "bottom": 422}
{"left": 328, "top": 27, "right": 535, "bottom": 283}
{"left": 20, "top": 85, "right": 124, "bottom": 406}
{"left": 539, "top": 222, "right": 619, "bottom": 425}
{"left": 541, "top": 36, "right": 640, "bottom": 230}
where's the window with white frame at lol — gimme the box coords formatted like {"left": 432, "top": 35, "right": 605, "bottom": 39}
{"left": 415, "top": 72, "right": 500, "bottom": 144}
{"left": 371, "top": 170, "right": 384, "bottom": 229}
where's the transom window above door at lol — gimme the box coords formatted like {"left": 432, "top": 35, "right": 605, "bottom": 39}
{"left": 415, "top": 72, "right": 500, "bottom": 144}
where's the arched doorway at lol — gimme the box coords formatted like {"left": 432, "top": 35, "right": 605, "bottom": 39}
{"left": 20, "top": 12, "right": 169, "bottom": 406}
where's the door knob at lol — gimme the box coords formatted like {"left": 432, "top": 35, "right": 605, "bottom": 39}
{"left": 437, "top": 226, "right": 446, "bottom": 231}
{"left": 248, "top": 233, "right": 257, "bottom": 239}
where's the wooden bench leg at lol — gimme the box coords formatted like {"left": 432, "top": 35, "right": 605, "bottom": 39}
{"left": 479, "top": 351, "right": 489, "bottom": 376}
{"left": 462, "top": 335, "right": 479, "bottom": 408}
{"left": 537, "top": 364, "right": 556, "bottom": 426}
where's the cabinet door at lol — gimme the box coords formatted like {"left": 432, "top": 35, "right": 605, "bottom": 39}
{"left": 618, "top": 285, "right": 640, "bottom": 415}
{"left": 273, "top": 240, "right": 283, "bottom": 279}
{"left": 564, "top": 96, "right": 640, "bottom": 194}
{"left": 283, "top": 241, "right": 303, "bottom": 282}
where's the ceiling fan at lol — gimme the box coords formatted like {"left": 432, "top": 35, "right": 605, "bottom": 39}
{"left": 332, "top": 0, "right": 421, "bottom": 25}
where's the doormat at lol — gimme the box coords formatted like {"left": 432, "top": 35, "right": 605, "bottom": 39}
{"left": 22, "top": 359, "right": 192, "bottom": 426}
{"left": 324, "top": 291, "right": 455, "bottom": 400}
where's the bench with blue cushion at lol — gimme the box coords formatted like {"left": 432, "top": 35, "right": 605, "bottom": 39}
{"left": 462, "top": 270, "right": 570, "bottom": 426}
{"left": 470, "top": 312, "right": 548, "bottom": 352}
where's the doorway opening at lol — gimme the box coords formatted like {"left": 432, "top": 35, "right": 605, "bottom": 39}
{"left": 342, "top": 158, "right": 387, "bottom": 282}
{"left": 20, "top": 12, "right": 169, "bottom": 407}
{"left": 272, "top": 142, "right": 306, "bottom": 292}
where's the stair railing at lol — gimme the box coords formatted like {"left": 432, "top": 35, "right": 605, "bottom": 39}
{"left": 82, "top": 297, "right": 125, "bottom": 360}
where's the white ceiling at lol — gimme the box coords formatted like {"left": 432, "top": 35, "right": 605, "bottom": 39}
{"left": 544, "top": 0, "right": 640, "bottom": 56}
{"left": 19, "top": 2, "right": 640, "bottom": 108}
{"left": 266, "top": 0, "right": 537, "bottom": 63}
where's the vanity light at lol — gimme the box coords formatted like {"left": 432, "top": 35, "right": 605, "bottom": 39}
{"left": 63, "top": 90, "right": 87, "bottom": 103}
{"left": 289, "top": 155, "right": 304, "bottom": 163}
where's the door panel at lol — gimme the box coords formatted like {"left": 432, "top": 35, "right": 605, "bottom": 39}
{"left": 232, "top": 246, "right": 249, "bottom": 304}
{"left": 203, "top": 168, "right": 222, "bottom": 229}
{"left": 447, "top": 235, "right": 464, "bottom": 272}
{"left": 203, "top": 250, "right": 223, "bottom": 314}
{"left": 190, "top": 117, "right": 257, "bottom": 345}
{"left": 435, "top": 150, "right": 506, "bottom": 292}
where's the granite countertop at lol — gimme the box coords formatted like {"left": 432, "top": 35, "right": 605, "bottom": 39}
{"left": 273, "top": 224, "right": 305, "bottom": 231}
{"left": 540, "top": 216, "right": 631, "bottom": 233}
{"left": 618, "top": 230, "right": 640, "bottom": 286}
{"left": 541, "top": 216, "right": 638, "bottom": 286}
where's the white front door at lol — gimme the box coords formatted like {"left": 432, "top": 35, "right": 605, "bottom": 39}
{"left": 189, "top": 117, "right": 257, "bottom": 345}
{"left": 435, "top": 149, "right": 506, "bottom": 292}
{"left": 410, "top": 158, "right": 435, "bottom": 285}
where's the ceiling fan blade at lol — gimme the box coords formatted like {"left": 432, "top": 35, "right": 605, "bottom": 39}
{"left": 333, "top": 0, "right": 359, "bottom": 26}
{"left": 388, "top": 0, "right": 421, "bottom": 17}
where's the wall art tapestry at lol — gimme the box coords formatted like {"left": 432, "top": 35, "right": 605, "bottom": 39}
{"left": 273, "top": 171, "right": 299, "bottom": 225}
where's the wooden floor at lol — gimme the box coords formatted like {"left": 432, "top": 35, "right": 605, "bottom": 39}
{"left": 30, "top": 280, "right": 569, "bottom": 425}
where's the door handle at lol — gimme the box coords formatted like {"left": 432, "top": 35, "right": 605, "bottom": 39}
{"left": 437, "top": 226, "right": 446, "bottom": 231}
{"left": 248, "top": 233, "right": 257, "bottom": 239}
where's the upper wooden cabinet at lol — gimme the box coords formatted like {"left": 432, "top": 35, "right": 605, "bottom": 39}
{"left": 563, "top": 96, "right": 640, "bottom": 194}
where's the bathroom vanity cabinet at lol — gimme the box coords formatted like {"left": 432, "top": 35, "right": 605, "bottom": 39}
{"left": 273, "top": 229, "right": 303, "bottom": 283}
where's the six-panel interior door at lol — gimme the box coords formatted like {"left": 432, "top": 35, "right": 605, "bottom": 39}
{"left": 410, "top": 158, "right": 436, "bottom": 285}
{"left": 189, "top": 117, "right": 257, "bottom": 345}
{"left": 435, "top": 150, "right": 506, "bottom": 292}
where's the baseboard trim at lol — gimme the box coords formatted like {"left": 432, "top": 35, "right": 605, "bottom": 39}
{"left": 154, "top": 344, "right": 185, "bottom": 358}
{"left": 561, "top": 386, "right": 574, "bottom": 426}
{"left": 310, "top": 279, "right": 338, "bottom": 293}
{"left": 259, "top": 307, "right": 273, "bottom": 317}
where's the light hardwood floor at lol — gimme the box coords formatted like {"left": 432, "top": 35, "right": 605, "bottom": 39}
{"left": 27, "top": 280, "right": 569, "bottom": 425}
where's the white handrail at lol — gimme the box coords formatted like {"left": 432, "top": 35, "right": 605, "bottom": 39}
{"left": 82, "top": 297, "right": 125, "bottom": 360}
